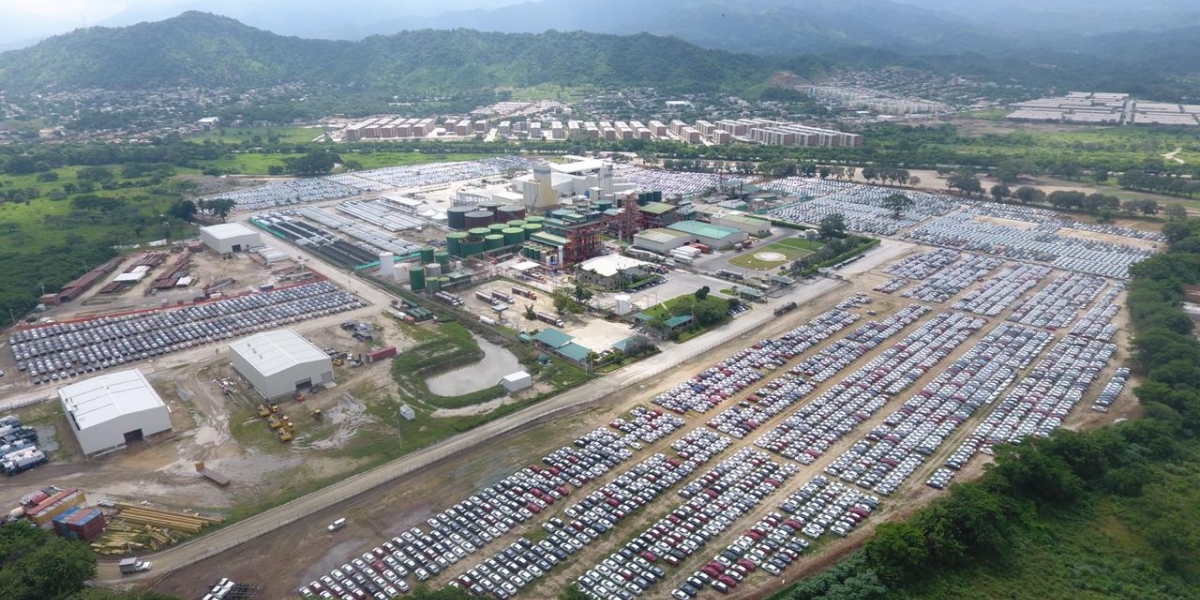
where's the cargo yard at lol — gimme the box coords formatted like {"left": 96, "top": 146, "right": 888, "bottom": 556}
{"left": 0, "top": 155, "right": 1154, "bottom": 600}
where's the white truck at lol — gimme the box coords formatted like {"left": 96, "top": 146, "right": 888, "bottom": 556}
{"left": 119, "top": 558, "right": 152, "bottom": 574}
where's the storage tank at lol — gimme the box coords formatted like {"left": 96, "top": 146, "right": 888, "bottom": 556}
{"left": 419, "top": 246, "right": 435, "bottom": 265}
{"left": 409, "top": 266, "right": 426, "bottom": 292}
{"left": 502, "top": 228, "right": 525, "bottom": 246}
{"left": 378, "top": 252, "right": 395, "bottom": 280}
{"left": 468, "top": 227, "right": 491, "bottom": 238}
{"left": 522, "top": 223, "right": 543, "bottom": 239}
{"left": 489, "top": 222, "right": 508, "bottom": 234}
{"left": 435, "top": 251, "right": 451, "bottom": 267}
{"left": 484, "top": 234, "right": 505, "bottom": 251}
{"left": 447, "top": 206, "right": 473, "bottom": 230}
{"left": 465, "top": 210, "right": 495, "bottom": 229}
{"left": 615, "top": 294, "right": 633, "bottom": 316}
{"left": 461, "top": 237, "right": 485, "bottom": 256}
{"left": 446, "top": 232, "right": 468, "bottom": 257}
{"left": 523, "top": 246, "right": 543, "bottom": 260}
{"left": 497, "top": 204, "right": 527, "bottom": 221}
{"left": 427, "top": 276, "right": 442, "bottom": 294}
{"left": 525, "top": 215, "right": 546, "bottom": 225}
{"left": 479, "top": 201, "right": 504, "bottom": 212}
{"left": 507, "top": 220, "right": 526, "bottom": 228}
{"left": 426, "top": 263, "right": 443, "bottom": 277}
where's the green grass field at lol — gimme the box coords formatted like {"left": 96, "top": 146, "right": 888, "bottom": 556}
{"left": 729, "top": 238, "right": 820, "bottom": 270}
{"left": 186, "top": 126, "right": 333, "bottom": 145}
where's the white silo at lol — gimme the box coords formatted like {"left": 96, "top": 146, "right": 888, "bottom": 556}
{"left": 614, "top": 294, "right": 633, "bottom": 316}
{"left": 533, "top": 162, "right": 556, "bottom": 209}
{"left": 599, "top": 164, "right": 614, "bottom": 195}
{"left": 379, "top": 252, "right": 395, "bottom": 280}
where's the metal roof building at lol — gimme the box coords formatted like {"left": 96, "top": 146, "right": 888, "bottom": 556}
{"left": 633, "top": 228, "right": 691, "bottom": 254}
{"left": 229, "top": 329, "right": 333, "bottom": 399}
{"left": 58, "top": 369, "right": 172, "bottom": 456}
{"left": 667, "top": 220, "right": 748, "bottom": 249}
{"left": 199, "top": 223, "right": 262, "bottom": 254}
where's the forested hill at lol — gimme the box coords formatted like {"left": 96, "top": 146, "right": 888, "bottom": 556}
{"left": 0, "top": 12, "right": 778, "bottom": 93}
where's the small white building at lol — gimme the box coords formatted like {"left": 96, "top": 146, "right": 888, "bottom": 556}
{"left": 200, "top": 223, "right": 261, "bottom": 254}
{"left": 229, "top": 330, "right": 333, "bottom": 399}
{"left": 711, "top": 213, "right": 772, "bottom": 236}
{"left": 58, "top": 369, "right": 172, "bottom": 456}
{"left": 501, "top": 371, "right": 533, "bottom": 393}
{"left": 577, "top": 255, "right": 656, "bottom": 290}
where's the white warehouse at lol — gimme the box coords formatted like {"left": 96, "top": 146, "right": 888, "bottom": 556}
{"left": 230, "top": 329, "right": 333, "bottom": 399}
{"left": 200, "top": 223, "right": 261, "bottom": 254}
{"left": 58, "top": 369, "right": 173, "bottom": 456}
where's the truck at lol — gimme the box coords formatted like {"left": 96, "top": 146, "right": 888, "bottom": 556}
{"left": 511, "top": 287, "right": 538, "bottom": 300}
{"left": 536, "top": 312, "right": 565, "bottom": 327}
{"left": 2, "top": 448, "right": 46, "bottom": 476}
{"left": 474, "top": 290, "right": 496, "bottom": 304}
{"left": 490, "top": 290, "right": 515, "bottom": 304}
{"left": 774, "top": 302, "right": 798, "bottom": 317}
{"left": 119, "top": 558, "right": 152, "bottom": 574}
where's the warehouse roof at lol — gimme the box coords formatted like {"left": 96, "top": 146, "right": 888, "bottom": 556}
{"left": 558, "top": 342, "right": 592, "bottom": 363}
{"left": 639, "top": 202, "right": 677, "bottom": 216}
{"left": 229, "top": 329, "right": 329, "bottom": 377}
{"left": 200, "top": 223, "right": 258, "bottom": 240}
{"left": 635, "top": 229, "right": 689, "bottom": 244}
{"left": 58, "top": 369, "right": 165, "bottom": 430}
{"left": 533, "top": 329, "right": 573, "bottom": 349}
{"left": 530, "top": 232, "right": 569, "bottom": 247}
{"left": 668, "top": 221, "right": 743, "bottom": 240}
{"left": 579, "top": 255, "right": 653, "bottom": 278}
{"left": 717, "top": 213, "right": 770, "bottom": 226}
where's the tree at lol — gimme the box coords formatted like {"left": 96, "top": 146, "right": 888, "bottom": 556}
{"left": 948, "top": 173, "right": 982, "bottom": 196}
{"left": 989, "top": 184, "right": 1010, "bottom": 203}
{"left": 1165, "top": 204, "right": 1188, "bottom": 221}
{"left": 865, "top": 522, "right": 930, "bottom": 584}
{"left": 819, "top": 212, "right": 846, "bottom": 240}
{"left": 0, "top": 524, "right": 104, "bottom": 600}
{"left": 572, "top": 283, "right": 593, "bottom": 304}
{"left": 284, "top": 148, "right": 340, "bottom": 176}
{"left": 206, "top": 198, "right": 236, "bottom": 222}
{"left": 694, "top": 286, "right": 710, "bottom": 301}
{"left": 883, "top": 193, "right": 914, "bottom": 219}
{"left": 1013, "top": 186, "right": 1045, "bottom": 205}
{"left": 167, "top": 199, "right": 197, "bottom": 222}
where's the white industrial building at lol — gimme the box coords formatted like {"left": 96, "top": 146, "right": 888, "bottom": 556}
{"left": 229, "top": 329, "right": 334, "bottom": 399}
{"left": 633, "top": 228, "right": 692, "bottom": 254}
{"left": 58, "top": 369, "right": 172, "bottom": 456}
{"left": 199, "top": 223, "right": 262, "bottom": 254}
{"left": 576, "top": 255, "right": 656, "bottom": 289}
{"left": 501, "top": 371, "right": 533, "bottom": 393}
{"left": 711, "top": 213, "right": 772, "bottom": 236}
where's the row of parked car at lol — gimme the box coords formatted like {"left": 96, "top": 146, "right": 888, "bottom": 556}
{"left": 885, "top": 248, "right": 963, "bottom": 280}
{"left": 1007, "top": 272, "right": 1106, "bottom": 329}
{"left": 873, "top": 277, "right": 909, "bottom": 294}
{"left": 830, "top": 321, "right": 1052, "bottom": 495}
{"left": 577, "top": 448, "right": 798, "bottom": 599}
{"left": 756, "top": 311, "right": 985, "bottom": 466}
{"left": 12, "top": 281, "right": 361, "bottom": 384}
{"left": 900, "top": 254, "right": 1004, "bottom": 304}
{"left": 300, "top": 408, "right": 686, "bottom": 599}
{"left": 1092, "top": 368, "right": 1130, "bottom": 413}
{"left": 952, "top": 263, "right": 1051, "bottom": 317}
{"left": 705, "top": 302, "right": 936, "bottom": 442}
{"left": 1069, "top": 283, "right": 1123, "bottom": 342}
{"left": 650, "top": 305, "right": 864, "bottom": 414}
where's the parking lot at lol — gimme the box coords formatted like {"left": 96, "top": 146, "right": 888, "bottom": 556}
{"left": 270, "top": 233, "right": 1137, "bottom": 600}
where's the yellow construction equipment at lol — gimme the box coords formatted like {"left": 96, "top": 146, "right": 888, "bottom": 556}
{"left": 257, "top": 404, "right": 270, "bottom": 418}
{"left": 311, "top": 408, "right": 322, "bottom": 420}
{"left": 269, "top": 403, "right": 280, "bottom": 413}
{"left": 332, "top": 358, "right": 344, "bottom": 366}
{"left": 278, "top": 429, "right": 293, "bottom": 442}
{"left": 268, "top": 415, "right": 284, "bottom": 429}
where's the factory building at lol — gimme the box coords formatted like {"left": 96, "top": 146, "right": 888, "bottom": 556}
{"left": 633, "top": 228, "right": 692, "bottom": 254}
{"left": 229, "top": 330, "right": 334, "bottom": 400}
{"left": 667, "top": 221, "right": 748, "bottom": 249}
{"left": 58, "top": 369, "right": 173, "bottom": 456}
{"left": 710, "top": 213, "right": 772, "bottom": 236}
{"left": 576, "top": 255, "right": 656, "bottom": 290}
{"left": 199, "top": 223, "right": 261, "bottom": 254}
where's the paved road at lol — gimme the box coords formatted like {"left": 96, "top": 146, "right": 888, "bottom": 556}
{"left": 97, "top": 274, "right": 849, "bottom": 584}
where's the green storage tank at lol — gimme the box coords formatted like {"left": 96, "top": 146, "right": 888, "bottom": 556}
{"left": 419, "top": 247, "right": 435, "bottom": 265}
{"left": 461, "top": 237, "right": 485, "bottom": 256}
{"left": 502, "top": 228, "right": 525, "bottom": 246}
{"left": 409, "top": 266, "right": 426, "bottom": 292}
{"left": 489, "top": 222, "right": 508, "bottom": 234}
{"left": 468, "top": 227, "right": 491, "bottom": 237}
{"left": 445, "top": 232, "right": 468, "bottom": 257}
{"left": 522, "top": 223, "right": 543, "bottom": 239}
{"left": 436, "top": 276, "right": 451, "bottom": 291}
{"left": 435, "top": 251, "right": 451, "bottom": 267}
{"left": 484, "top": 234, "right": 504, "bottom": 251}
{"left": 506, "top": 220, "right": 526, "bottom": 228}
{"left": 522, "top": 246, "right": 542, "bottom": 260}
{"left": 427, "top": 276, "right": 442, "bottom": 293}
{"left": 526, "top": 215, "right": 545, "bottom": 224}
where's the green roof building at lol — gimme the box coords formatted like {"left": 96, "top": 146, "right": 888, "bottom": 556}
{"left": 667, "top": 221, "right": 749, "bottom": 249}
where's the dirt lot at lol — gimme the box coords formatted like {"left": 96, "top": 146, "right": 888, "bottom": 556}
{"left": 144, "top": 249, "right": 1134, "bottom": 600}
